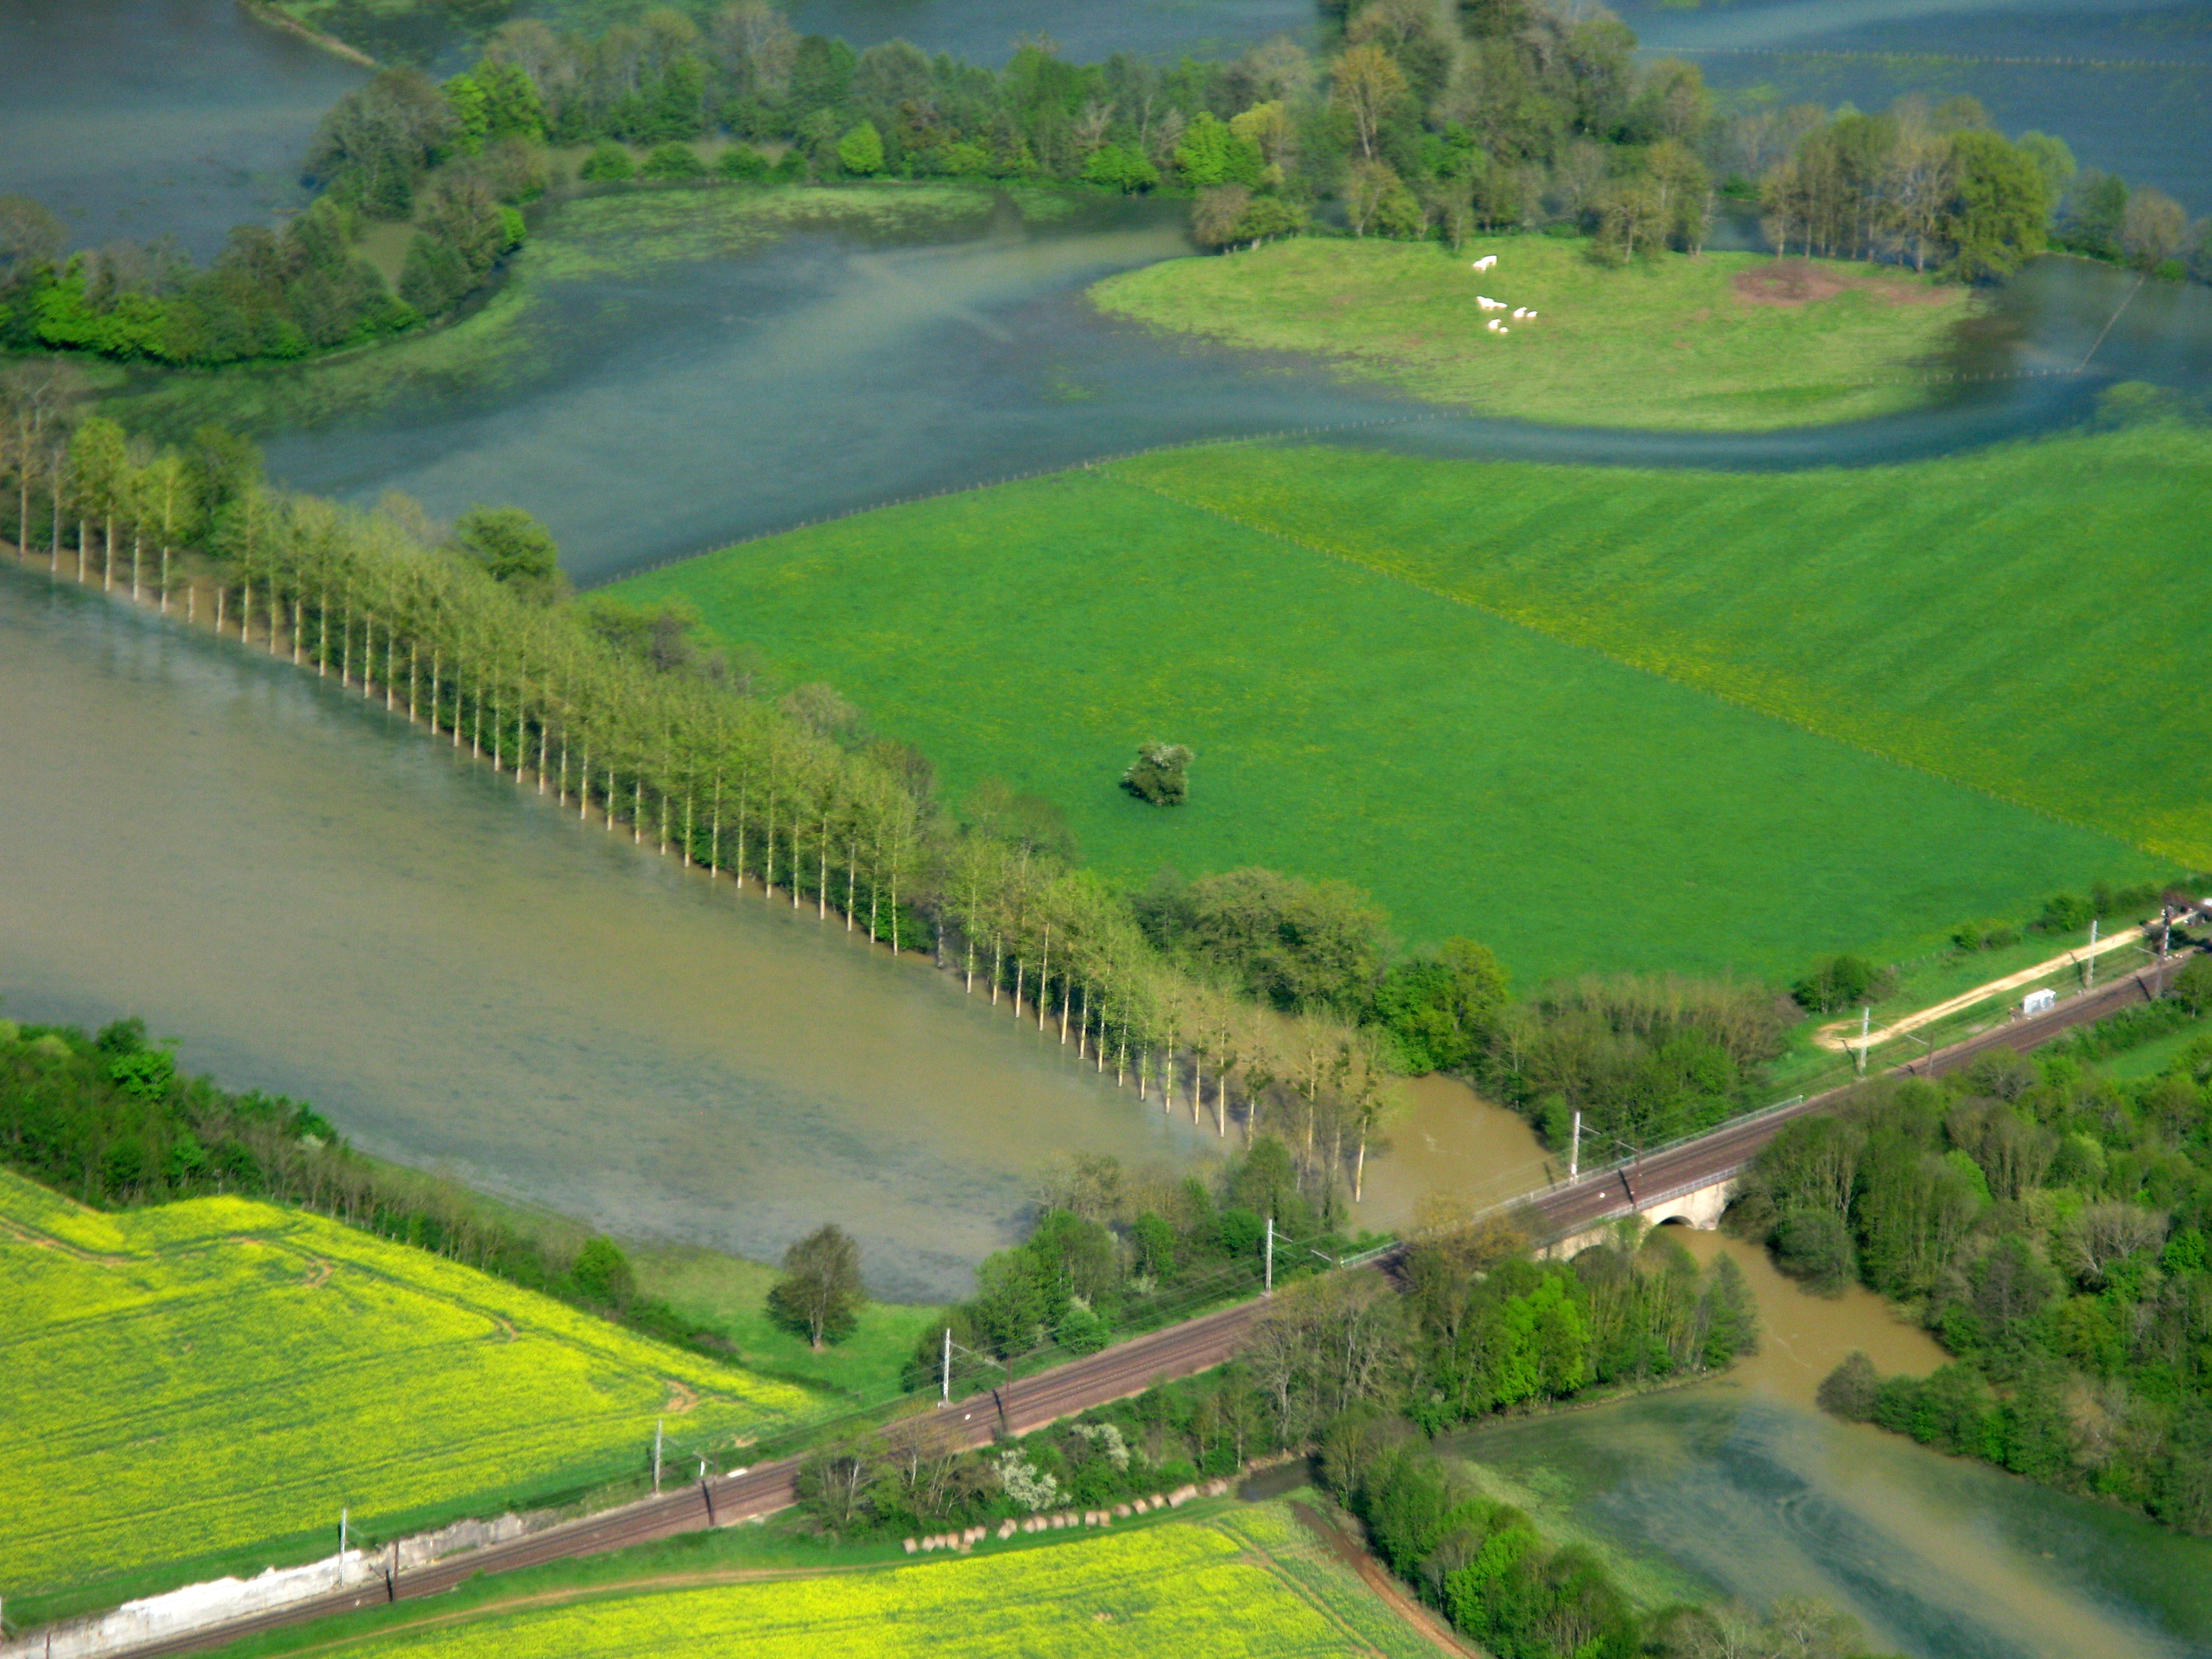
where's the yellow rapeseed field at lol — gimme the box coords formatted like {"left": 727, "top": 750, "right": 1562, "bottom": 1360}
{"left": 304, "top": 1515, "right": 1435, "bottom": 1658}
{"left": 0, "top": 1170, "right": 811, "bottom": 1598}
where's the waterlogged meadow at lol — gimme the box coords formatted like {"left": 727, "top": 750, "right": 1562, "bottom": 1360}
{"left": 615, "top": 455, "right": 2161, "bottom": 981}
{"left": 268, "top": 1508, "right": 1434, "bottom": 1659}
{"left": 1092, "top": 235, "right": 1978, "bottom": 432}
{"left": 100, "top": 182, "right": 1019, "bottom": 443}
{"left": 0, "top": 1172, "right": 811, "bottom": 1602}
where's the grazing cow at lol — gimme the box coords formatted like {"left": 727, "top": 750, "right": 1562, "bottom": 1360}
{"left": 1512, "top": 307, "right": 1528, "bottom": 319}
{"left": 1473, "top": 255, "right": 1498, "bottom": 271}
{"left": 1477, "top": 295, "right": 1503, "bottom": 310}
{"left": 1486, "top": 318, "right": 1502, "bottom": 333}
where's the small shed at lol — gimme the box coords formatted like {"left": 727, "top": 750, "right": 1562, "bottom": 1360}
{"left": 2022, "top": 987, "right": 2058, "bottom": 1016}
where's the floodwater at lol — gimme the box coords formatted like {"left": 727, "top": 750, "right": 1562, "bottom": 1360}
{"left": 0, "top": 562, "right": 1532, "bottom": 1292}
{"left": 0, "top": 566, "right": 1228, "bottom": 1300}
{"left": 0, "top": 0, "right": 365, "bottom": 260}
{"left": 1627, "top": 0, "right": 2212, "bottom": 211}
{"left": 1450, "top": 1231, "right": 2212, "bottom": 1658}
{"left": 258, "top": 200, "right": 2209, "bottom": 584}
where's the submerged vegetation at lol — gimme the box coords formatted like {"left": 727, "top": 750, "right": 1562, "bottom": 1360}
{"left": 1744, "top": 1000, "right": 2212, "bottom": 1534}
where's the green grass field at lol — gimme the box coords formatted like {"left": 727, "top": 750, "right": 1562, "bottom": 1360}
{"left": 0, "top": 1171, "right": 813, "bottom": 1607}
{"left": 611, "top": 419, "right": 2184, "bottom": 985}
{"left": 1091, "top": 234, "right": 1977, "bottom": 432}
{"left": 194, "top": 1498, "right": 1435, "bottom": 1659}
{"left": 627, "top": 1244, "right": 941, "bottom": 1397}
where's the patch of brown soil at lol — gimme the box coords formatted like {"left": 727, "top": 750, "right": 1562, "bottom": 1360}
{"left": 663, "top": 1380, "right": 699, "bottom": 1414}
{"left": 1733, "top": 258, "right": 1947, "bottom": 308}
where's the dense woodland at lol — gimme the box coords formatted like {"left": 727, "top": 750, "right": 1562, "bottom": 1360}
{"left": 1738, "top": 977, "right": 2212, "bottom": 1534}
{"left": 1, "top": 0, "right": 2205, "bottom": 372}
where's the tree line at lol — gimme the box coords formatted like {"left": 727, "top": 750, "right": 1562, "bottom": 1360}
{"left": 1734, "top": 992, "right": 2212, "bottom": 1534}
{"left": 10, "top": 0, "right": 2204, "bottom": 379}
{"left": 1743, "top": 94, "right": 2211, "bottom": 283}
{"left": 0, "top": 1010, "right": 724, "bottom": 1359}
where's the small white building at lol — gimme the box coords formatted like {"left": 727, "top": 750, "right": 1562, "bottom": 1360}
{"left": 2022, "top": 987, "right": 2058, "bottom": 1016}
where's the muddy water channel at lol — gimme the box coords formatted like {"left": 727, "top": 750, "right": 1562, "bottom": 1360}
{"left": 1450, "top": 1232, "right": 2212, "bottom": 1658}
{"left": 0, "top": 567, "right": 1532, "bottom": 1293}
{"left": 0, "top": 570, "right": 1229, "bottom": 1299}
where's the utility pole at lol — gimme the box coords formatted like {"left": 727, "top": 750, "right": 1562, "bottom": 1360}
{"left": 941, "top": 1325, "right": 952, "bottom": 1405}
{"left": 653, "top": 1418, "right": 663, "bottom": 1494}
{"left": 340, "top": 1506, "right": 348, "bottom": 1558}
{"left": 1856, "top": 1006, "right": 1870, "bottom": 1076}
{"left": 2087, "top": 917, "right": 2100, "bottom": 989}
{"left": 1569, "top": 1110, "right": 1582, "bottom": 1181}
{"left": 1263, "top": 1214, "right": 1274, "bottom": 1296}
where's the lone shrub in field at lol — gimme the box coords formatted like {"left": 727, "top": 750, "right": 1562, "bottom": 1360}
{"left": 1122, "top": 742, "right": 1193, "bottom": 806}
{"left": 718, "top": 145, "right": 771, "bottom": 180}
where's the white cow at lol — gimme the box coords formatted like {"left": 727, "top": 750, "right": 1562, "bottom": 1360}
{"left": 1472, "top": 255, "right": 1498, "bottom": 272}
{"left": 1477, "top": 295, "right": 1504, "bottom": 311}
{"left": 1512, "top": 307, "right": 1528, "bottom": 319}
{"left": 1486, "top": 318, "right": 1502, "bottom": 333}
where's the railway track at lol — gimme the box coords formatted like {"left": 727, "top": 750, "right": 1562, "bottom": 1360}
{"left": 94, "top": 946, "right": 2197, "bottom": 1658}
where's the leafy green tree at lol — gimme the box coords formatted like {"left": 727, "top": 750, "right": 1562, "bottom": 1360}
{"left": 718, "top": 144, "right": 771, "bottom": 180}
{"left": 836, "top": 120, "right": 886, "bottom": 176}
{"left": 571, "top": 1236, "right": 636, "bottom": 1308}
{"left": 453, "top": 505, "right": 563, "bottom": 599}
{"left": 767, "top": 1222, "right": 864, "bottom": 1348}
{"left": 1374, "top": 938, "right": 1509, "bottom": 1072}
{"left": 1082, "top": 144, "right": 1160, "bottom": 193}
{"left": 1944, "top": 130, "right": 2050, "bottom": 280}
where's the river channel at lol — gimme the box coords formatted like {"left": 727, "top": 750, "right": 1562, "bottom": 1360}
{"left": 1450, "top": 1231, "right": 2212, "bottom": 1659}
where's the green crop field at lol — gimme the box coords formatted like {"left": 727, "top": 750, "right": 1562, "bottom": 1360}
{"left": 610, "top": 419, "right": 2184, "bottom": 985}
{"left": 213, "top": 1502, "right": 1435, "bottom": 1659}
{"left": 0, "top": 1170, "right": 813, "bottom": 1605}
{"left": 1091, "top": 234, "right": 1976, "bottom": 432}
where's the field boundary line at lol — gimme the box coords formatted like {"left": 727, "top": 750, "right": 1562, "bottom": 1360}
{"left": 1210, "top": 1519, "right": 1395, "bottom": 1658}
{"left": 1097, "top": 464, "right": 2162, "bottom": 865}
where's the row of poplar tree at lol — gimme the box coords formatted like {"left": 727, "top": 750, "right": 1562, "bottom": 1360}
{"left": 0, "top": 405, "right": 1412, "bottom": 1202}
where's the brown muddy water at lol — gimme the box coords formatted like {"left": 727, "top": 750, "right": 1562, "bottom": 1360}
{"left": 0, "top": 567, "right": 1535, "bottom": 1295}
{"left": 1450, "top": 1231, "right": 2212, "bottom": 1658}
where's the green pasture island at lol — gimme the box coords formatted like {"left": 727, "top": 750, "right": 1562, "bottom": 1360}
{"left": 1094, "top": 235, "right": 1980, "bottom": 432}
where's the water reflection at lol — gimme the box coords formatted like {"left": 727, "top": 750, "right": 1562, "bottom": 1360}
{"left": 0, "top": 569, "right": 1216, "bottom": 1300}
